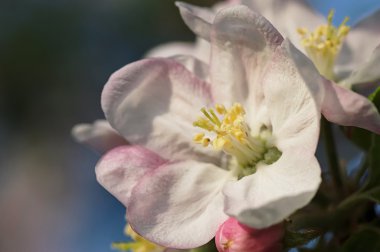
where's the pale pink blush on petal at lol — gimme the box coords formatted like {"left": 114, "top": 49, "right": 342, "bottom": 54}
{"left": 101, "top": 58, "right": 222, "bottom": 164}
{"left": 95, "top": 145, "right": 167, "bottom": 206}
{"left": 127, "top": 160, "right": 233, "bottom": 249}
{"left": 322, "top": 80, "right": 380, "bottom": 134}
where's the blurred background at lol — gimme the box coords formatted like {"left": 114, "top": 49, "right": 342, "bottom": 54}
{"left": 1, "top": 0, "right": 380, "bottom": 252}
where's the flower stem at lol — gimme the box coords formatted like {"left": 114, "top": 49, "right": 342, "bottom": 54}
{"left": 321, "top": 117, "right": 344, "bottom": 195}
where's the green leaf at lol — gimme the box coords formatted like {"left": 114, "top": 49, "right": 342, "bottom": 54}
{"left": 341, "top": 227, "right": 380, "bottom": 252}
{"left": 283, "top": 229, "right": 321, "bottom": 249}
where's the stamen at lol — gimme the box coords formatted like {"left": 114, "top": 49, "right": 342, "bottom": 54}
{"left": 297, "top": 9, "right": 350, "bottom": 79}
{"left": 193, "top": 103, "right": 281, "bottom": 178}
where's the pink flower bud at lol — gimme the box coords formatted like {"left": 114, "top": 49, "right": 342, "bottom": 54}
{"left": 215, "top": 218, "right": 284, "bottom": 252}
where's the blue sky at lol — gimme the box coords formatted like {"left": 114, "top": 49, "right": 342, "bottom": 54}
{"left": 307, "top": 0, "right": 380, "bottom": 24}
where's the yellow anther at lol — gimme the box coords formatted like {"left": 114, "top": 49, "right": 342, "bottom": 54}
{"left": 112, "top": 224, "right": 163, "bottom": 252}
{"left": 297, "top": 28, "right": 308, "bottom": 36}
{"left": 297, "top": 9, "right": 350, "bottom": 79}
{"left": 202, "top": 138, "right": 211, "bottom": 147}
{"left": 193, "top": 133, "right": 205, "bottom": 142}
{"left": 216, "top": 104, "right": 227, "bottom": 114}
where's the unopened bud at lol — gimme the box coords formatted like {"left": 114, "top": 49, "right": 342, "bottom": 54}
{"left": 215, "top": 218, "right": 284, "bottom": 252}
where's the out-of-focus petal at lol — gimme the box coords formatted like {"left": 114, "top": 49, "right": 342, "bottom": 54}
{"left": 127, "top": 160, "right": 232, "bottom": 249}
{"left": 223, "top": 150, "right": 321, "bottom": 228}
{"left": 168, "top": 55, "right": 210, "bottom": 82}
{"left": 176, "top": 2, "right": 214, "bottom": 41}
{"left": 322, "top": 80, "right": 380, "bottom": 134}
{"left": 287, "top": 38, "right": 380, "bottom": 134}
{"left": 144, "top": 38, "right": 211, "bottom": 64}
{"left": 101, "top": 58, "right": 222, "bottom": 164}
{"left": 238, "top": 0, "right": 325, "bottom": 52}
{"left": 95, "top": 145, "right": 166, "bottom": 206}
{"left": 342, "top": 45, "right": 380, "bottom": 88}
{"left": 337, "top": 10, "right": 380, "bottom": 75}
{"left": 71, "top": 119, "right": 127, "bottom": 154}
{"left": 209, "top": 5, "right": 283, "bottom": 107}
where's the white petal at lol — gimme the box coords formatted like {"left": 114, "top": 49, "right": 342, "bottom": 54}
{"left": 342, "top": 44, "right": 380, "bottom": 87}
{"left": 266, "top": 40, "right": 322, "bottom": 150}
{"left": 101, "top": 58, "right": 222, "bottom": 164}
{"left": 71, "top": 119, "right": 127, "bottom": 154}
{"left": 322, "top": 80, "right": 380, "bottom": 134}
{"left": 238, "top": 0, "right": 325, "bottom": 52}
{"left": 144, "top": 38, "right": 211, "bottom": 64}
{"left": 286, "top": 39, "right": 380, "bottom": 134}
{"left": 127, "top": 160, "right": 232, "bottom": 249}
{"left": 223, "top": 150, "right": 321, "bottom": 228}
{"left": 175, "top": 2, "right": 214, "bottom": 41}
{"left": 337, "top": 10, "right": 380, "bottom": 75}
{"left": 209, "top": 5, "right": 283, "bottom": 106}
{"left": 95, "top": 145, "right": 166, "bottom": 206}
{"left": 168, "top": 55, "right": 210, "bottom": 82}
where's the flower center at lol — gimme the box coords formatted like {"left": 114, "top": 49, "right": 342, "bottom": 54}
{"left": 297, "top": 10, "right": 350, "bottom": 80}
{"left": 193, "top": 103, "right": 281, "bottom": 178}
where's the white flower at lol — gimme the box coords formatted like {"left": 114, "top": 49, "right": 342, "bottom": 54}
{"left": 96, "top": 4, "right": 323, "bottom": 249}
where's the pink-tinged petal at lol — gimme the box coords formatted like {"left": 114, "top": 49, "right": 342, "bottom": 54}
{"left": 264, "top": 40, "right": 322, "bottom": 151}
{"left": 71, "top": 119, "right": 128, "bottom": 154}
{"left": 168, "top": 55, "right": 210, "bottom": 82}
{"left": 337, "top": 10, "right": 380, "bottom": 75}
{"left": 238, "top": 0, "right": 325, "bottom": 52}
{"left": 223, "top": 150, "right": 321, "bottom": 228}
{"left": 209, "top": 5, "right": 283, "bottom": 106}
{"left": 322, "top": 80, "right": 380, "bottom": 134}
{"left": 343, "top": 44, "right": 380, "bottom": 87}
{"left": 215, "top": 218, "right": 284, "bottom": 252}
{"left": 145, "top": 38, "right": 211, "bottom": 64}
{"left": 101, "top": 58, "right": 222, "bottom": 164}
{"left": 176, "top": 2, "right": 214, "bottom": 41}
{"left": 127, "top": 160, "right": 232, "bottom": 249}
{"left": 95, "top": 145, "right": 166, "bottom": 206}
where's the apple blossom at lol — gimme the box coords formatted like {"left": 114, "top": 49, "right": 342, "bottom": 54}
{"left": 96, "top": 4, "right": 324, "bottom": 249}
{"left": 237, "top": 0, "right": 380, "bottom": 88}
{"left": 215, "top": 217, "right": 284, "bottom": 252}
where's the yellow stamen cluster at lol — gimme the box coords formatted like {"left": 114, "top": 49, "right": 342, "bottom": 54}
{"left": 112, "top": 225, "right": 164, "bottom": 252}
{"left": 193, "top": 103, "right": 266, "bottom": 170}
{"left": 297, "top": 10, "right": 350, "bottom": 79}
